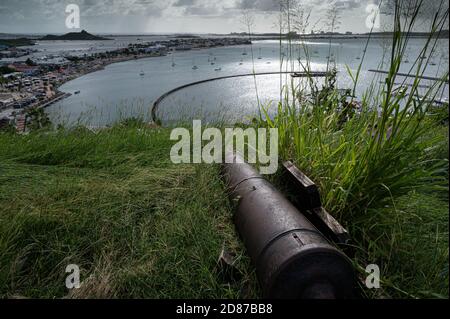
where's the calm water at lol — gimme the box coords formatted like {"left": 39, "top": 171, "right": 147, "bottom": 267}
{"left": 46, "top": 38, "right": 449, "bottom": 126}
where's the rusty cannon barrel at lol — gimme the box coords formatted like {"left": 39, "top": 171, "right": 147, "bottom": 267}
{"left": 222, "top": 152, "right": 356, "bottom": 299}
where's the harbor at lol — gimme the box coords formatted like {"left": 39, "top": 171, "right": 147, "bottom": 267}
{"left": 0, "top": 35, "right": 252, "bottom": 131}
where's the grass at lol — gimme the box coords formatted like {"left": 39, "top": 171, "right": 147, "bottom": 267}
{"left": 0, "top": 122, "right": 258, "bottom": 298}
{"left": 0, "top": 1, "right": 448, "bottom": 300}
{"left": 352, "top": 190, "right": 449, "bottom": 299}
{"left": 253, "top": 0, "right": 449, "bottom": 299}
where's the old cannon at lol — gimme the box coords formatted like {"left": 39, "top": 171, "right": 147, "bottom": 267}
{"left": 222, "top": 152, "right": 356, "bottom": 299}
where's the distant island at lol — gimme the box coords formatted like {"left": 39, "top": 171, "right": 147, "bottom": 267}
{"left": 0, "top": 38, "right": 35, "bottom": 47}
{"left": 40, "top": 30, "right": 111, "bottom": 41}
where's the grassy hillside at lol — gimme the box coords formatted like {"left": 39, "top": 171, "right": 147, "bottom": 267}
{"left": 0, "top": 122, "right": 258, "bottom": 298}
{"left": 0, "top": 120, "right": 447, "bottom": 299}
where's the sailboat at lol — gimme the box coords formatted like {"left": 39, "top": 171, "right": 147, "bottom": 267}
{"left": 258, "top": 48, "right": 262, "bottom": 59}
{"left": 192, "top": 58, "right": 198, "bottom": 70}
{"left": 139, "top": 70, "right": 145, "bottom": 76}
{"left": 171, "top": 55, "right": 176, "bottom": 67}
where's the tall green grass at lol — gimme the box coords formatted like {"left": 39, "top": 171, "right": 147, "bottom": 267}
{"left": 257, "top": 0, "right": 449, "bottom": 218}
{"left": 255, "top": 0, "right": 449, "bottom": 298}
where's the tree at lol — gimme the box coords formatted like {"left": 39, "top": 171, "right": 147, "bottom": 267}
{"left": 26, "top": 107, "right": 51, "bottom": 130}
{"left": 0, "top": 65, "right": 15, "bottom": 75}
{"left": 25, "top": 58, "right": 37, "bottom": 66}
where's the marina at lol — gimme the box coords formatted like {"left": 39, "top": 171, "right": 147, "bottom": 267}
{"left": 40, "top": 37, "right": 448, "bottom": 126}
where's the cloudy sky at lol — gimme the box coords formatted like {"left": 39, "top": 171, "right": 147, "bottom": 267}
{"left": 0, "top": 0, "right": 445, "bottom": 34}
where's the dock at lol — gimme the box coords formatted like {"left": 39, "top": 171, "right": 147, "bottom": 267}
{"left": 369, "top": 69, "right": 449, "bottom": 83}
{"left": 37, "top": 92, "right": 72, "bottom": 109}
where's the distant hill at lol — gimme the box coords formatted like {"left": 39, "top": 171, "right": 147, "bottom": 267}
{"left": 40, "top": 30, "right": 111, "bottom": 41}
{"left": 231, "top": 29, "right": 450, "bottom": 39}
{"left": 0, "top": 38, "right": 35, "bottom": 47}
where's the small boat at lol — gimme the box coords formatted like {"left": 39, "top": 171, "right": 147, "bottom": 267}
{"left": 74, "top": 90, "right": 80, "bottom": 95}
{"left": 139, "top": 70, "right": 145, "bottom": 76}
{"left": 211, "top": 62, "right": 215, "bottom": 65}
{"left": 192, "top": 65, "right": 198, "bottom": 70}
{"left": 214, "top": 67, "right": 221, "bottom": 71}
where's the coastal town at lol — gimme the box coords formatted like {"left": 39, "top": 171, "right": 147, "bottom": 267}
{"left": 0, "top": 33, "right": 251, "bottom": 132}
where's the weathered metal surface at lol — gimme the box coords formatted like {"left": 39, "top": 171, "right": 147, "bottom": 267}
{"left": 222, "top": 152, "right": 356, "bottom": 299}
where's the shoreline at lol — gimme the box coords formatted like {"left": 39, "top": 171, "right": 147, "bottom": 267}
{"left": 48, "top": 53, "right": 159, "bottom": 107}
{"left": 0, "top": 53, "right": 164, "bottom": 124}
{"left": 45, "top": 43, "right": 253, "bottom": 110}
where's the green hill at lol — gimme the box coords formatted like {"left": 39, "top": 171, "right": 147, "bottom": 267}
{"left": 40, "top": 30, "right": 111, "bottom": 41}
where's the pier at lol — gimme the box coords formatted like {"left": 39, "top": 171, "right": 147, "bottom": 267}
{"left": 369, "top": 69, "right": 449, "bottom": 83}
{"left": 151, "top": 71, "right": 328, "bottom": 122}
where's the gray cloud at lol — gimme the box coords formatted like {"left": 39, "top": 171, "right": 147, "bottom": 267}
{"left": 334, "top": 0, "right": 364, "bottom": 10}
{"left": 173, "top": 0, "right": 198, "bottom": 7}
{"left": 237, "top": 0, "right": 279, "bottom": 12}
{"left": 4, "top": 0, "right": 440, "bottom": 34}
